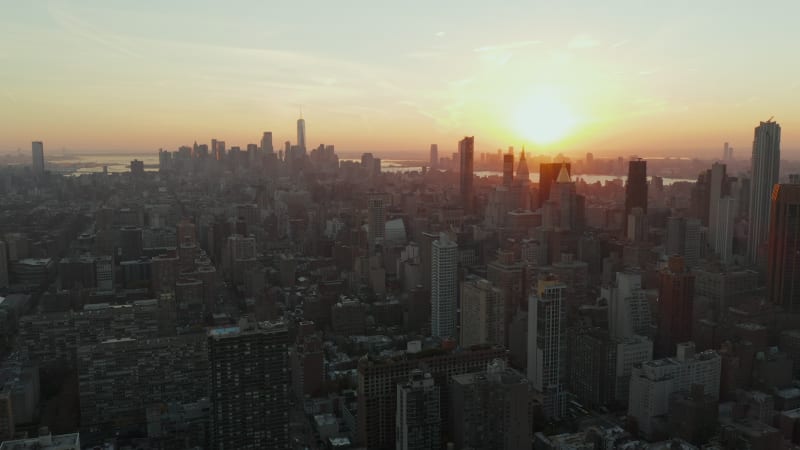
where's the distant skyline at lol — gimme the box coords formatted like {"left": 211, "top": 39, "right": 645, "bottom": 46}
{"left": 2, "top": 1, "right": 800, "bottom": 157}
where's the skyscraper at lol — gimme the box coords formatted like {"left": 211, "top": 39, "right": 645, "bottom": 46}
{"left": 31, "top": 141, "right": 44, "bottom": 176}
{"left": 538, "top": 162, "right": 571, "bottom": 207}
{"left": 0, "top": 241, "right": 8, "bottom": 289}
{"left": 261, "top": 131, "right": 273, "bottom": 153}
{"left": 516, "top": 149, "right": 529, "bottom": 182}
{"left": 208, "top": 320, "right": 289, "bottom": 449}
{"left": 431, "top": 233, "right": 458, "bottom": 339}
{"left": 527, "top": 278, "right": 567, "bottom": 419}
{"left": 396, "top": 370, "right": 440, "bottom": 450}
{"left": 459, "top": 136, "right": 474, "bottom": 211}
{"left": 767, "top": 184, "right": 800, "bottom": 312}
{"left": 748, "top": 120, "right": 781, "bottom": 263}
{"left": 502, "top": 154, "right": 514, "bottom": 187}
{"left": 367, "top": 193, "right": 388, "bottom": 252}
{"left": 450, "top": 359, "right": 533, "bottom": 450}
{"left": 657, "top": 256, "right": 695, "bottom": 356}
{"left": 624, "top": 159, "right": 647, "bottom": 234}
{"left": 460, "top": 277, "right": 505, "bottom": 347}
{"left": 429, "top": 144, "right": 438, "bottom": 169}
{"left": 707, "top": 163, "right": 727, "bottom": 247}
{"left": 296, "top": 117, "right": 306, "bottom": 154}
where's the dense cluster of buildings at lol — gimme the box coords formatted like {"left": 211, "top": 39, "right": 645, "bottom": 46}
{"left": 1, "top": 117, "right": 800, "bottom": 448}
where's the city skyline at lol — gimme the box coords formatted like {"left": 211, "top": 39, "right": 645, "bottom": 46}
{"left": 3, "top": 2, "right": 800, "bottom": 157}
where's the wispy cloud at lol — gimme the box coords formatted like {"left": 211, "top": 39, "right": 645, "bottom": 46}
{"left": 611, "top": 39, "right": 629, "bottom": 49}
{"left": 474, "top": 40, "right": 540, "bottom": 53}
{"left": 47, "top": 1, "right": 141, "bottom": 59}
{"left": 435, "top": 31, "right": 446, "bottom": 37}
{"left": 568, "top": 34, "right": 600, "bottom": 49}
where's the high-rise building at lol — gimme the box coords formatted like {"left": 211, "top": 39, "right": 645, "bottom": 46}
{"left": 357, "top": 346, "right": 506, "bottom": 449}
{"left": 624, "top": 159, "right": 647, "bottom": 234}
{"left": 431, "top": 233, "right": 458, "bottom": 339}
{"left": 31, "top": 141, "right": 44, "bottom": 176}
{"left": 261, "top": 131, "right": 273, "bottom": 153}
{"left": 460, "top": 277, "right": 505, "bottom": 347}
{"left": 0, "top": 241, "right": 8, "bottom": 289}
{"left": 296, "top": 117, "right": 306, "bottom": 154}
{"left": 538, "top": 162, "right": 571, "bottom": 207}
{"left": 367, "top": 193, "right": 388, "bottom": 252}
{"left": 666, "top": 216, "right": 701, "bottom": 268}
{"left": 516, "top": 149, "right": 530, "bottom": 183}
{"left": 708, "top": 163, "right": 728, "bottom": 250}
{"left": 208, "top": 320, "right": 289, "bottom": 449}
{"left": 715, "top": 196, "right": 736, "bottom": 264}
{"left": 606, "top": 271, "right": 653, "bottom": 340}
{"left": 768, "top": 184, "right": 800, "bottom": 312}
{"left": 396, "top": 370, "right": 440, "bottom": 450}
{"left": 429, "top": 144, "right": 438, "bottom": 169}
{"left": 527, "top": 278, "right": 567, "bottom": 419}
{"left": 629, "top": 342, "right": 721, "bottom": 438}
{"left": 503, "top": 154, "right": 514, "bottom": 187}
{"left": 450, "top": 359, "right": 533, "bottom": 450}
{"left": 748, "top": 120, "right": 781, "bottom": 263}
{"left": 657, "top": 256, "right": 695, "bottom": 356}
{"left": 459, "top": 136, "right": 474, "bottom": 211}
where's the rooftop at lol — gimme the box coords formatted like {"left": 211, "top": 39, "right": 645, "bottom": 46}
{"left": 0, "top": 432, "right": 80, "bottom": 450}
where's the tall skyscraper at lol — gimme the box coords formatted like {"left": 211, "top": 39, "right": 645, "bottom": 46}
{"left": 538, "top": 162, "right": 571, "bottom": 207}
{"left": 502, "top": 154, "right": 514, "bottom": 187}
{"left": 208, "top": 320, "right": 289, "bottom": 449}
{"left": 459, "top": 136, "right": 474, "bottom": 211}
{"left": 429, "top": 144, "right": 438, "bottom": 169}
{"left": 624, "top": 159, "right": 647, "bottom": 234}
{"left": 527, "top": 278, "right": 567, "bottom": 419}
{"left": 0, "top": 241, "right": 8, "bottom": 289}
{"left": 396, "top": 370, "right": 440, "bottom": 450}
{"left": 296, "top": 117, "right": 306, "bottom": 154}
{"left": 367, "top": 193, "right": 388, "bottom": 252}
{"left": 261, "top": 131, "right": 273, "bottom": 153}
{"left": 450, "top": 359, "right": 533, "bottom": 450}
{"left": 31, "top": 141, "right": 44, "bottom": 176}
{"left": 460, "top": 277, "right": 505, "bottom": 347}
{"left": 516, "top": 149, "right": 529, "bottom": 182}
{"left": 657, "top": 256, "right": 695, "bottom": 356}
{"left": 715, "top": 197, "right": 736, "bottom": 264}
{"left": 431, "top": 233, "right": 458, "bottom": 339}
{"left": 748, "top": 120, "right": 781, "bottom": 263}
{"left": 606, "top": 271, "right": 653, "bottom": 340}
{"left": 707, "top": 163, "right": 727, "bottom": 247}
{"left": 767, "top": 184, "right": 800, "bottom": 312}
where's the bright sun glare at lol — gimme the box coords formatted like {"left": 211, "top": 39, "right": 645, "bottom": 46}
{"left": 512, "top": 88, "right": 580, "bottom": 146}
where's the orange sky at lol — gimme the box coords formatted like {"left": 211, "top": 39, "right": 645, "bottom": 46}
{"left": 2, "top": 1, "right": 800, "bottom": 159}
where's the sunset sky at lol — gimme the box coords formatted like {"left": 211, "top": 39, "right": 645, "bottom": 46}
{"left": 2, "top": 1, "right": 800, "bottom": 158}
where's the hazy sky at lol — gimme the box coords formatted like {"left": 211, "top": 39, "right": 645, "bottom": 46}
{"left": 2, "top": 1, "right": 800, "bottom": 158}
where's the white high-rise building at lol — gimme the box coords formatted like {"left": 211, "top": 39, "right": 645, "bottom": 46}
{"left": 628, "top": 342, "right": 721, "bottom": 438}
{"left": 747, "top": 120, "right": 781, "bottom": 263}
{"left": 297, "top": 117, "right": 306, "bottom": 154}
{"left": 396, "top": 370, "right": 440, "bottom": 450}
{"left": 31, "top": 141, "right": 44, "bottom": 176}
{"left": 431, "top": 233, "right": 458, "bottom": 339}
{"left": 527, "top": 279, "right": 567, "bottom": 419}
{"left": 606, "top": 271, "right": 653, "bottom": 340}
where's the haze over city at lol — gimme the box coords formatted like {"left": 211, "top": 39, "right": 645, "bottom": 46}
{"left": 3, "top": 1, "right": 800, "bottom": 157}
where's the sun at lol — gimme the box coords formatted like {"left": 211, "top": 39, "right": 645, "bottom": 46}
{"left": 511, "top": 87, "right": 580, "bottom": 145}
